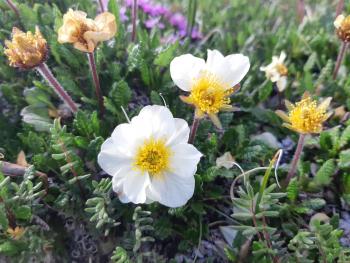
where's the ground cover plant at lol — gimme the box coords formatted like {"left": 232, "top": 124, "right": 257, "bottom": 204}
{"left": 1, "top": 0, "right": 350, "bottom": 262}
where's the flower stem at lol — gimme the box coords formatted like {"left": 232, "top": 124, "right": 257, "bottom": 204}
{"left": 186, "top": 0, "right": 197, "bottom": 37}
{"left": 333, "top": 41, "right": 348, "bottom": 80}
{"left": 285, "top": 134, "right": 305, "bottom": 187}
{"left": 87, "top": 52, "right": 105, "bottom": 117}
{"left": 5, "top": 0, "right": 20, "bottom": 19}
{"left": 131, "top": 0, "right": 138, "bottom": 42}
{"left": 297, "top": 0, "right": 305, "bottom": 23}
{"left": 36, "top": 63, "right": 78, "bottom": 114}
{"left": 189, "top": 117, "right": 200, "bottom": 144}
{"left": 336, "top": 0, "right": 344, "bottom": 17}
{"left": 98, "top": 0, "right": 105, "bottom": 12}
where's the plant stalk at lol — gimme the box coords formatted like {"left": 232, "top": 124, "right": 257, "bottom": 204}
{"left": 131, "top": 0, "right": 138, "bottom": 42}
{"left": 5, "top": 0, "right": 20, "bottom": 19}
{"left": 285, "top": 134, "right": 306, "bottom": 186}
{"left": 189, "top": 117, "right": 200, "bottom": 144}
{"left": 333, "top": 41, "right": 348, "bottom": 80}
{"left": 36, "top": 63, "right": 78, "bottom": 114}
{"left": 87, "top": 52, "right": 105, "bottom": 117}
{"left": 186, "top": 0, "right": 197, "bottom": 37}
{"left": 336, "top": 0, "right": 344, "bottom": 17}
{"left": 297, "top": 0, "right": 305, "bottom": 23}
{"left": 98, "top": 0, "right": 105, "bottom": 12}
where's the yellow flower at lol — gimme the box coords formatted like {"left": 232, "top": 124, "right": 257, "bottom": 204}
{"left": 7, "top": 226, "right": 26, "bottom": 240}
{"left": 334, "top": 14, "right": 350, "bottom": 42}
{"left": 4, "top": 27, "right": 48, "bottom": 69}
{"left": 58, "top": 9, "right": 117, "bottom": 53}
{"left": 276, "top": 92, "right": 332, "bottom": 134}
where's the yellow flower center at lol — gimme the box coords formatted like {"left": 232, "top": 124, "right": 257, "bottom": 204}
{"left": 289, "top": 97, "right": 326, "bottom": 133}
{"left": 134, "top": 138, "right": 171, "bottom": 177}
{"left": 276, "top": 63, "right": 288, "bottom": 76}
{"left": 188, "top": 71, "right": 234, "bottom": 114}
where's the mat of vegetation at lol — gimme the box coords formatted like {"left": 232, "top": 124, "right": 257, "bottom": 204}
{"left": 1, "top": 0, "right": 350, "bottom": 262}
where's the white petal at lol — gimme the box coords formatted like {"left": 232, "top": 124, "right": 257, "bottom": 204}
{"left": 122, "top": 169, "right": 150, "bottom": 204}
{"left": 111, "top": 123, "right": 141, "bottom": 156}
{"left": 147, "top": 172, "right": 195, "bottom": 207}
{"left": 98, "top": 138, "right": 132, "bottom": 176}
{"left": 279, "top": 51, "right": 287, "bottom": 62}
{"left": 206, "top": 49, "right": 225, "bottom": 70}
{"left": 170, "top": 143, "right": 202, "bottom": 177}
{"left": 206, "top": 50, "right": 250, "bottom": 88}
{"left": 276, "top": 76, "right": 287, "bottom": 92}
{"left": 170, "top": 54, "right": 205, "bottom": 91}
{"left": 334, "top": 15, "right": 345, "bottom": 29}
{"left": 166, "top": 118, "right": 190, "bottom": 146}
{"left": 132, "top": 105, "right": 176, "bottom": 140}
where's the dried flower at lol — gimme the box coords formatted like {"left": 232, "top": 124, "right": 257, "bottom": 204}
{"left": 334, "top": 14, "right": 350, "bottom": 42}
{"left": 4, "top": 27, "right": 48, "bottom": 69}
{"left": 7, "top": 226, "right": 26, "bottom": 240}
{"left": 98, "top": 105, "right": 202, "bottom": 207}
{"left": 216, "top": 152, "right": 235, "bottom": 169}
{"left": 276, "top": 92, "right": 332, "bottom": 134}
{"left": 260, "top": 51, "right": 288, "bottom": 92}
{"left": 170, "top": 50, "right": 250, "bottom": 128}
{"left": 58, "top": 9, "right": 117, "bottom": 53}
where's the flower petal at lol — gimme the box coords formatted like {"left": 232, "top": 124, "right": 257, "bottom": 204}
{"left": 122, "top": 170, "right": 150, "bottom": 204}
{"left": 147, "top": 172, "right": 195, "bottom": 207}
{"left": 275, "top": 110, "right": 290, "bottom": 123}
{"left": 170, "top": 54, "right": 205, "bottom": 91}
{"left": 166, "top": 118, "right": 190, "bottom": 146}
{"left": 98, "top": 138, "right": 132, "bottom": 176}
{"left": 206, "top": 50, "right": 250, "bottom": 88}
{"left": 170, "top": 143, "right": 202, "bottom": 177}
{"left": 276, "top": 76, "right": 287, "bottom": 92}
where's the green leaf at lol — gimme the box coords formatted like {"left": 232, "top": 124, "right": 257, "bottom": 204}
{"left": 339, "top": 149, "right": 350, "bottom": 169}
{"left": 0, "top": 204, "right": 9, "bottom": 230}
{"left": 314, "top": 159, "right": 336, "bottom": 187}
{"left": 286, "top": 178, "right": 298, "bottom": 202}
{"left": 154, "top": 42, "right": 179, "bottom": 67}
{"left": 13, "top": 205, "right": 32, "bottom": 220}
{"left": 340, "top": 125, "right": 350, "bottom": 148}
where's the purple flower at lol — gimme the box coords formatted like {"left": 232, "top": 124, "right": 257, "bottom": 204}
{"left": 144, "top": 17, "right": 164, "bottom": 29}
{"left": 120, "top": 7, "right": 129, "bottom": 22}
{"left": 169, "top": 13, "right": 187, "bottom": 31}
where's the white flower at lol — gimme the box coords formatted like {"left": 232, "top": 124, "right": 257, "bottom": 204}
{"left": 170, "top": 49, "right": 250, "bottom": 129}
{"left": 260, "top": 51, "right": 288, "bottom": 92}
{"left": 98, "top": 105, "right": 202, "bottom": 208}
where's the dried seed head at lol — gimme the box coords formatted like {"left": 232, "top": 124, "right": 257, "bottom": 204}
{"left": 334, "top": 14, "right": 350, "bottom": 42}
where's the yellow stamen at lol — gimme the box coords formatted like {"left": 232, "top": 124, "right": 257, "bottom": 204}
{"left": 184, "top": 71, "right": 234, "bottom": 115}
{"left": 134, "top": 138, "right": 171, "bottom": 178}
{"left": 288, "top": 96, "right": 328, "bottom": 133}
{"left": 276, "top": 63, "right": 288, "bottom": 76}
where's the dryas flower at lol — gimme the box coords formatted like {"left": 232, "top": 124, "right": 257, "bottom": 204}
{"left": 7, "top": 226, "right": 26, "bottom": 240}
{"left": 260, "top": 51, "right": 288, "bottom": 92}
{"left": 334, "top": 14, "right": 350, "bottom": 42}
{"left": 98, "top": 105, "right": 202, "bottom": 207}
{"left": 276, "top": 92, "right": 332, "bottom": 134}
{"left": 170, "top": 50, "right": 250, "bottom": 128}
{"left": 58, "top": 9, "right": 117, "bottom": 53}
{"left": 4, "top": 27, "right": 48, "bottom": 69}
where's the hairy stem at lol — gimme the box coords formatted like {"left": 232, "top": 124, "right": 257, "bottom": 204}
{"left": 36, "top": 63, "right": 78, "bottom": 114}
{"left": 5, "top": 0, "right": 20, "bottom": 20}
{"left": 98, "top": 0, "right": 105, "bottom": 12}
{"left": 333, "top": 41, "right": 348, "bottom": 80}
{"left": 285, "top": 134, "right": 305, "bottom": 186}
{"left": 189, "top": 117, "right": 200, "bottom": 144}
{"left": 336, "top": 0, "right": 344, "bottom": 17}
{"left": 87, "top": 52, "right": 105, "bottom": 117}
{"left": 296, "top": 0, "right": 305, "bottom": 23}
{"left": 131, "top": 0, "right": 138, "bottom": 42}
